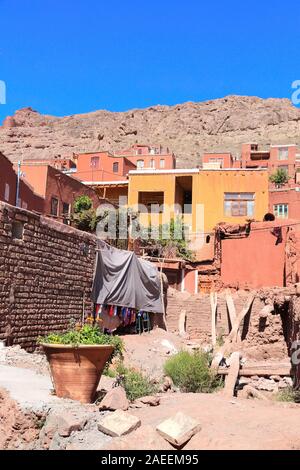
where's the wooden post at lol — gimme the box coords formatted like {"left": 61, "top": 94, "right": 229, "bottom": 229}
{"left": 223, "top": 351, "right": 241, "bottom": 398}
{"left": 210, "top": 291, "right": 217, "bottom": 347}
{"left": 178, "top": 310, "right": 187, "bottom": 337}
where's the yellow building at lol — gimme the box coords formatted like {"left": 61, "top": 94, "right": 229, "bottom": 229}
{"left": 127, "top": 168, "right": 269, "bottom": 235}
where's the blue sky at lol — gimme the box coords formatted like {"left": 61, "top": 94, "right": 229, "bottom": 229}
{"left": 0, "top": 0, "right": 299, "bottom": 122}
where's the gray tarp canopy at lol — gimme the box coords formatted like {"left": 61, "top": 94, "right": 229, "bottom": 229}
{"left": 91, "top": 241, "right": 163, "bottom": 314}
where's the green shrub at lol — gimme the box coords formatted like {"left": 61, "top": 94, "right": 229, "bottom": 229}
{"left": 275, "top": 386, "right": 300, "bottom": 403}
{"left": 269, "top": 168, "right": 289, "bottom": 186}
{"left": 116, "top": 364, "right": 157, "bottom": 401}
{"left": 38, "top": 324, "right": 123, "bottom": 365}
{"left": 103, "top": 367, "right": 117, "bottom": 378}
{"left": 164, "top": 350, "right": 222, "bottom": 393}
{"left": 73, "top": 195, "right": 93, "bottom": 213}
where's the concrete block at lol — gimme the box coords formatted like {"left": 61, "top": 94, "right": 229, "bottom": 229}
{"left": 156, "top": 412, "right": 201, "bottom": 447}
{"left": 98, "top": 410, "right": 141, "bottom": 437}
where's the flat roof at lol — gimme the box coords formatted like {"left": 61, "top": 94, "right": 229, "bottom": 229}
{"left": 270, "top": 144, "right": 297, "bottom": 148}
{"left": 129, "top": 168, "right": 267, "bottom": 175}
{"left": 83, "top": 180, "right": 129, "bottom": 186}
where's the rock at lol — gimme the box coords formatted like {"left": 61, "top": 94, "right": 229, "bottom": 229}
{"left": 278, "top": 380, "right": 288, "bottom": 389}
{"left": 98, "top": 375, "right": 115, "bottom": 393}
{"left": 1, "top": 96, "right": 300, "bottom": 168}
{"left": 129, "top": 401, "right": 146, "bottom": 409}
{"left": 239, "top": 385, "right": 269, "bottom": 400}
{"left": 39, "top": 409, "right": 87, "bottom": 448}
{"left": 57, "top": 412, "right": 87, "bottom": 437}
{"left": 103, "top": 425, "right": 173, "bottom": 450}
{"left": 98, "top": 386, "right": 129, "bottom": 411}
{"left": 162, "top": 376, "right": 173, "bottom": 392}
{"left": 156, "top": 412, "right": 201, "bottom": 447}
{"left": 138, "top": 395, "right": 160, "bottom": 406}
{"left": 283, "top": 377, "right": 293, "bottom": 386}
{"left": 98, "top": 410, "right": 141, "bottom": 437}
{"left": 239, "top": 377, "right": 251, "bottom": 385}
{"left": 270, "top": 375, "right": 281, "bottom": 382}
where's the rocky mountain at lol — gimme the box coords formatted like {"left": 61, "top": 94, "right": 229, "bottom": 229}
{"left": 1, "top": 95, "right": 300, "bottom": 167}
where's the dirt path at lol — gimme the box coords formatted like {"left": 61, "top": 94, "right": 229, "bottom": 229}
{"left": 126, "top": 392, "right": 300, "bottom": 450}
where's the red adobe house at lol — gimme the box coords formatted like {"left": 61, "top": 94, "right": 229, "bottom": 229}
{"left": 116, "top": 144, "right": 176, "bottom": 170}
{"left": 19, "top": 162, "right": 100, "bottom": 222}
{"left": 71, "top": 151, "right": 136, "bottom": 183}
{"left": 202, "top": 152, "right": 241, "bottom": 169}
{"left": 241, "top": 143, "right": 300, "bottom": 219}
{"left": 0, "top": 152, "right": 43, "bottom": 211}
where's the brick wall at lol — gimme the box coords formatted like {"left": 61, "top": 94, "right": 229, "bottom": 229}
{"left": 0, "top": 202, "right": 97, "bottom": 351}
{"left": 166, "top": 289, "right": 289, "bottom": 360}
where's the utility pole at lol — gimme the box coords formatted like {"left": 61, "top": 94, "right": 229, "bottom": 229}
{"left": 15, "top": 160, "right": 21, "bottom": 207}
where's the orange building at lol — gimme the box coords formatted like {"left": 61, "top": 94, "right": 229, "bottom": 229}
{"left": 117, "top": 144, "right": 176, "bottom": 170}
{"left": 71, "top": 151, "right": 136, "bottom": 183}
{"left": 202, "top": 152, "right": 241, "bottom": 169}
{"left": 240, "top": 143, "right": 300, "bottom": 219}
{"left": 0, "top": 153, "right": 43, "bottom": 211}
{"left": 19, "top": 162, "right": 99, "bottom": 222}
{"left": 67, "top": 145, "right": 176, "bottom": 183}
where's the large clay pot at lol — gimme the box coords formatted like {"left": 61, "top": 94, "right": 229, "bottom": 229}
{"left": 42, "top": 344, "right": 114, "bottom": 403}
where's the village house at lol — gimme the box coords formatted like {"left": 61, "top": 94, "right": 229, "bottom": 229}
{"left": 0, "top": 152, "right": 43, "bottom": 211}
{"left": 127, "top": 167, "right": 269, "bottom": 234}
{"left": 241, "top": 143, "right": 300, "bottom": 219}
{"left": 201, "top": 143, "right": 300, "bottom": 221}
{"left": 60, "top": 144, "right": 176, "bottom": 184}
{"left": 202, "top": 152, "right": 241, "bottom": 169}
{"left": 116, "top": 144, "right": 176, "bottom": 170}
{"left": 14, "top": 161, "right": 100, "bottom": 223}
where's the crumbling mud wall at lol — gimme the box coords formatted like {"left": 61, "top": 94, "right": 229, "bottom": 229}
{"left": 0, "top": 202, "right": 97, "bottom": 351}
{"left": 167, "top": 288, "right": 295, "bottom": 361}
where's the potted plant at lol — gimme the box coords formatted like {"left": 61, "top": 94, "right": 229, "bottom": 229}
{"left": 39, "top": 324, "right": 123, "bottom": 403}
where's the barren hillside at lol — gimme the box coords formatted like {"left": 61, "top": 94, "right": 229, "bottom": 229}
{"left": 1, "top": 95, "right": 300, "bottom": 167}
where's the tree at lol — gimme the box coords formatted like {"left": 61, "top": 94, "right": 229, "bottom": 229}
{"left": 269, "top": 168, "right": 289, "bottom": 186}
{"left": 72, "top": 195, "right": 97, "bottom": 232}
{"left": 140, "top": 217, "right": 194, "bottom": 261}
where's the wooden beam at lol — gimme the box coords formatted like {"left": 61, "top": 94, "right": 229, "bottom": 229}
{"left": 210, "top": 291, "right": 217, "bottom": 347}
{"left": 211, "top": 293, "right": 255, "bottom": 368}
{"left": 225, "top": 290, "right": 239, "bottom": 341}
{"left": 224, "top": 293, "right": 255, "bottom": 349}
{"left": 223, "top": 351, "right": 241, "bottom": 398}
{"left": 178, "top": 310, "right": 187, "bottom": 337}
{"left": 218, "top": 362, "right": 291, "bottom": 377}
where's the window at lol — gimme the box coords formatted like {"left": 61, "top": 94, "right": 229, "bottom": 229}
{"left": 90, "top": 156, "right": 100, "bottom": 168}
{"left": 137, "top": 159, "right": 144, "bottom": 169}
{"left": 4, "top": 183, "right": 10, "bottom": 202}
{"left": 278, "top": 147, "right": 289, "bottom": 161}
{"left": 224, "top": 193, "right": 255, "bottom": 217}
{"left": 12, "top": 221, "right": 24, "bottom": 240}
{"left": 150, "top": 159, "right": 155, "bottom": 169}
{"left": 51, "top": 197, "right": 59, "bottom": 216}
{"left": 62, "top": 202, "right": 70, "bottom": 225}
{"left": 274, "top": 204, "right": 288, "bottom": 219}
{"left": 136, "top": 148, "right": 143, "bottom": 155}
{"left": 113, "top": 162, "right": 119, "bottom": 173}
{"left": 138, "top": 191, "right": 164, "bottom": 213}
{"left": 160, "top": 159, "right": 165, "bottom": 168}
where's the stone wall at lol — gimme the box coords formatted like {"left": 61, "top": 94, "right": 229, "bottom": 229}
{"left": 0, "top": 202, "right": 97, "bottom": 351}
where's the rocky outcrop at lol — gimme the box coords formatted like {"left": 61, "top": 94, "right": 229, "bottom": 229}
{"left": 1, "top": 95, "right": 300, "bottom": 167}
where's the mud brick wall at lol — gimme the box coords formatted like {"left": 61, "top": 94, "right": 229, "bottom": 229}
{"left": 167, "top": 289, "right": 289, "bottom": 360}
{"left": 0, "top": 202, "right": 97, "bottom": 351}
